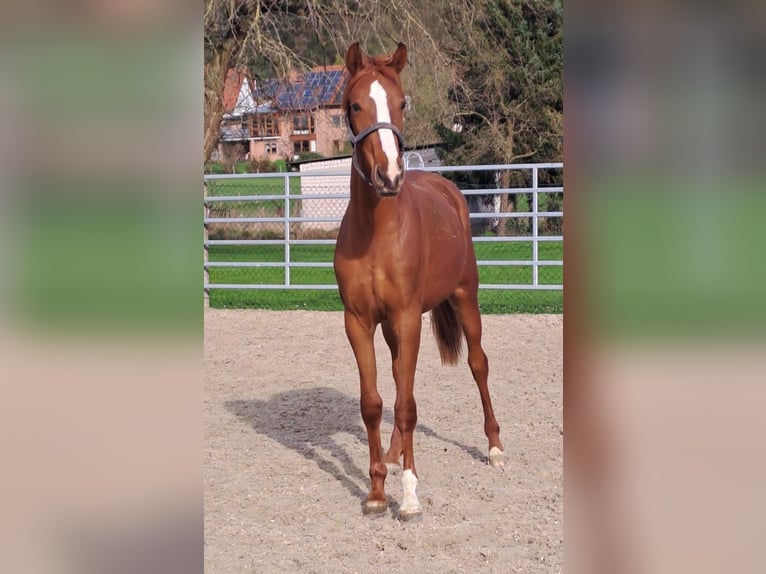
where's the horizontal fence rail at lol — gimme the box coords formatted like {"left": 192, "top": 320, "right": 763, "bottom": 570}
{"left": 204, "top": 162, "right": 563, "bottom": 310}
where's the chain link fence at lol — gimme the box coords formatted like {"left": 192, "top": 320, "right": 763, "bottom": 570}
{"left": 204, "top": 163, "right": 562, "bottom": 313}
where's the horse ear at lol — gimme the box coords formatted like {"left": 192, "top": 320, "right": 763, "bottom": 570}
{"left": 388, "top": 43, "right": 408, "bottom": 73}
{"left": 345, "top": 42, "right": 364, "bottom": 76}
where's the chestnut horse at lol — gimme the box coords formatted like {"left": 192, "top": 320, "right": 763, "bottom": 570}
{"left": 333, "top": 42, "right": 505, "bottom": 520}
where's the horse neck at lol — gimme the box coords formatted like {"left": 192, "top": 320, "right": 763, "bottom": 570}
{"left": 348, "top": 170, "right": 379, "bottom": 220}
{"left": 347, "top": 171, "right": 402, "bottom": 234}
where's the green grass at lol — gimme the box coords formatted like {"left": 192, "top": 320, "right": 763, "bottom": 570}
{"left": 205, "top": 175, "right": 303, "bottom": 219}
{"left": 205, "top": 175, "right": 301, "bottom": 196}
{"left": 204, "top": 159, "right": 288, "bottom": 174}
{"left": 206, "top": 241, "right": 563, "bottom": 313}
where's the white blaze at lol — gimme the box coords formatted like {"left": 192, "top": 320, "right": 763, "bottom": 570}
{"left": 368, "top": 80, "right": 401, "bottom": 184}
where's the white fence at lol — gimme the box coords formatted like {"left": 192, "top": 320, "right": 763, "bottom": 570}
{"left": 203, "top": 162, "right": 563, "bottom": 296}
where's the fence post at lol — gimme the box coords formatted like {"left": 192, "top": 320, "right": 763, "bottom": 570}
{"left": 532, "top": 166, "right": 539, "bottom": 287}
{"left": 284, "top": 173, "right": 291, "bottom": 286}
{"left": 203, "top": 180, "right": 210, "bottom": 307}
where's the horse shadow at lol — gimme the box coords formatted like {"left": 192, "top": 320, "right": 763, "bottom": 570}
{"left": 224, "top": 386, "right": 486, "bottom": 506}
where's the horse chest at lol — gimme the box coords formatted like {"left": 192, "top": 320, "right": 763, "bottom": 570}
{"left": 335, "top": 243, "right": 416, "bottom": 317}
{"left": 342, "top": 252, "right": 416, "bottom": 299}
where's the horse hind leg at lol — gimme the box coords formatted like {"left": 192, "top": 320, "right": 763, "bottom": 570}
{"left": 448, "top": 291, "right": 506, "bottom": 467}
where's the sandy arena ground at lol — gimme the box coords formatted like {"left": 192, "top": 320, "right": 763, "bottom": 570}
{"left": 205, "top": 309, "right": 562, "bottom": 573}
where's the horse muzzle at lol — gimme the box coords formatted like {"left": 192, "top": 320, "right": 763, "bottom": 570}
{"left": 372, "top": 163, "right": 405, "bottom": 197}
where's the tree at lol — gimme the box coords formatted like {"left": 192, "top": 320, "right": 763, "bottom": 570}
{"left": 204, "top": 1, "right": 256, "bottom": 163}
{"left": 433, "top": 0, "right": 563, "bottom": 234}
{"left": 204, "top": 0, "right": 308, "bottom": 163}
{"left": 431, "top": 0, "right": 563, "bottom": 166}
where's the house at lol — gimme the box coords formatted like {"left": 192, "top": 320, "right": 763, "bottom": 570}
{"left": 218, "top": 65, "right": 351, "bottom": 163}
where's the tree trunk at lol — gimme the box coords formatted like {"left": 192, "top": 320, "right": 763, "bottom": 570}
{"left": 496, "top": 170, "right": 513, "bottom": 236}
{"left": 204, "top": 36, "right": 237, "bottom": 164}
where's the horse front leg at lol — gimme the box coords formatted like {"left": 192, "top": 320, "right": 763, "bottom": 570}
{"left": 388, "top": 310, "right": 423, "bottom": 520}
{"left": 381, "top": 321, "right": 403, "bottom": 467}
{"left": 344, "top": 311, "right": 388, "bottom": 514}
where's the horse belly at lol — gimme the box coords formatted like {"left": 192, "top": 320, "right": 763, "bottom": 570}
{"left": 421, "top": 224, "right": 467, "bottom": 311}
{"left": 421, "top": 256, "right": 465, "bottom": 311}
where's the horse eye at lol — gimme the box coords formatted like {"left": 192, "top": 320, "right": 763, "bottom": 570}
{"left": 400, "top": 101, "right": 407, "bottom": 111}
{"left": 350, "top": 103, "right": 361, "bottom": 112}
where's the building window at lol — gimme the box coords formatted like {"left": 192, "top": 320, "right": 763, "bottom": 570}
{"left": 293, "top": 140, "right": 311, "bottom": 154}
{"left": 252, "top": 115, "right": 279, "bottom": 137}
{"left": 265, "top": 142, "right": 278, "bottom": 155}
{"left": 292, "top": 115, "right": 315, "bottom": 135}
{"left": 331, "top": 115, "right": 345, "bottom": 129}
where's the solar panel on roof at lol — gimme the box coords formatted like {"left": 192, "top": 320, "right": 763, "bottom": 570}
{"left": 256, "top": 68, "right": 348, "bottom": 110}
{"left": 256, "top": 79, "right": 278, "bottom": 99}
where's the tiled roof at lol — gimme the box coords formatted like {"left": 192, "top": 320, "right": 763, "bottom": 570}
{"left": 222, "top": 68, "right": 254, "bottom": 113}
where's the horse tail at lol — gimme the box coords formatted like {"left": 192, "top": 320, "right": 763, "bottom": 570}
{"left": 430, "top": 300, "right": 464, "bottom": 366}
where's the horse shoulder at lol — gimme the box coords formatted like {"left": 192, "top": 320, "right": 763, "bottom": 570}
{"left": 407, "top": 171, "right": 465, "bottom": 207}
{"left": 403, "top": 172, "right": 468, "bottom": 233}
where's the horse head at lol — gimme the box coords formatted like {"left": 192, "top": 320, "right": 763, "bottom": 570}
{"left": 343, "top": 42, "right": 408, "bottom": 197}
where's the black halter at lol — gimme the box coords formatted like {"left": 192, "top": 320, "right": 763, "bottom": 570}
{"left": 348, "top": 121, "right": 406, "bottom": 186}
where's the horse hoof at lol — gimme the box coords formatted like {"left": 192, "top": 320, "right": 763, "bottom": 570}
{"left": 488, "top": 446, "right": 506, "bottom": 467}
{"left": 398, "top": 508, "right": 423, "bottom": 522}
{"left": 363, "top": 500, "right": 388, "bottom": 515}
